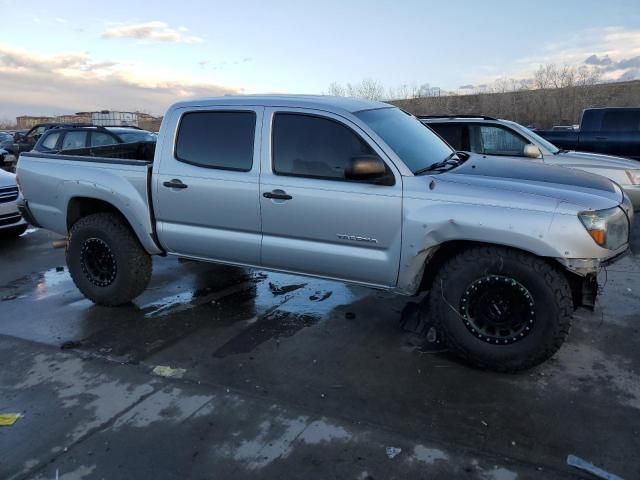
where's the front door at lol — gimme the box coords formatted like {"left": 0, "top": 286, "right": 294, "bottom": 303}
{"left": 259, "top": 108, "right": 402, "bottom": 287}
{"left": 154, "top": 107, "right": 264, "bottom": 266}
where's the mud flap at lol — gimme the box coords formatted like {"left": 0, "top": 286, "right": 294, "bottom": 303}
{"left": 581, "top": 274, "right": 598, "bottom": 311}
{"left": 399, "top": 296, "right": 443, "bottom": 350}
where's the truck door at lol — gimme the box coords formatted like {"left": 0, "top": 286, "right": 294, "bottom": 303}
{"left": 259, "top": 108, "right": 402, "bottom": 287}
{"left": 154, "top": 107, "right": 263, "bottom": 265}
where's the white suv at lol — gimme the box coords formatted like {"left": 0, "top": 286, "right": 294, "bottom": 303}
{"left": 0, "top": 169, "right": 27, "bottom": 237}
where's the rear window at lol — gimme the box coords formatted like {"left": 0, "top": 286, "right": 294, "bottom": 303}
{"left": 175, "top": 111, "right": 256, "bottom": 171}
{"left": 41, "top": 132, "right": 61, "bottom": 150}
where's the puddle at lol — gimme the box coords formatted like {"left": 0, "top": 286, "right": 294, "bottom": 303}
{"left": 213, "top": 309, "right": 321, "bottom": 358}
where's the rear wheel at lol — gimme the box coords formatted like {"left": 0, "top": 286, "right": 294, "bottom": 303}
{"left": 66, "top": 212, "right": 152, "bottom": 306}
{"left": 429, "top": 246, "right": 573, "bottom": 372}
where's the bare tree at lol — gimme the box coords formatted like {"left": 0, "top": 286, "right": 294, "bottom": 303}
{"left": 327, "top": 82, "right": 346, "bottom": 97}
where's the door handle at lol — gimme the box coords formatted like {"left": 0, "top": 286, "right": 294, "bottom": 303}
{"left": 163, "top": 179, "right": 188, "bottom": 189}
{"left": 595, "top": 136, "right": 608, "bottom": 140}
{"left": 263, "top": 190, "right": 292, "bottom": 200}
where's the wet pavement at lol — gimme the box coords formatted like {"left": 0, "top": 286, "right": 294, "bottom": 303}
{"left": 1, "top": 227, "right": 639, "bottom": 479}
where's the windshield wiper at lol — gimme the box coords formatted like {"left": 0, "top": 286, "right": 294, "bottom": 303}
{"left": 414, "top": 152, "right": 463, "bottom": 175}
{"left": 555, "top": 149, "right": 569, "bottom": 154}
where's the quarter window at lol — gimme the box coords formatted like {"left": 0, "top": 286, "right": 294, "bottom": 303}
{"left": 272, "top": 113, "right": 377, "bottom": 181}
{"left": 175, "top": 111, "right": 256, "bottom": 171}
{"left": 61, "top": 131, "right": 87, "bottom": 150}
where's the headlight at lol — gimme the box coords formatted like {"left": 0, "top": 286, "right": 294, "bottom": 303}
{"left": 578, "top": 207, "right": 629, "bottom": 250}
{"left": 625, "top": 170, "right": 640, "bottom": 185}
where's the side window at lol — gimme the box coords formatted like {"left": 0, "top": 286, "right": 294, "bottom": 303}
{"left": 602, "top": 111, "right": 640, "bottom": 132}
{"left": 61, "top": 131, "right": 87, "bottom": 150}
{"left": 429, "top": 124, "right": 468, "bottom": 151}
{"left": 41, "top": 132, "right": 61, "bottom": 150}
{"left": 28, "top": 126, "right": 45, "bottom": 139}
{"left": 175, "top": 111, "right": 256, "bottom": 171}
{"left": 90, "top": 132, "right": 118, "bottom": 147}
{"left": 474, "top": 125, "right": 528, "bottom": 156}
{"left": 272, "top": 113, "right": 377, "bottom": 181}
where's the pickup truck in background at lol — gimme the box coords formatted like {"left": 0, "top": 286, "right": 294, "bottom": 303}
{"left": 537, "top": 107, "right": 640, "bottom": 160}
{"left": 16, "top": 95, "right": 634, "bottom": 372}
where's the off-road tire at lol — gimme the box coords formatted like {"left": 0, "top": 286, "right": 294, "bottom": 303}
{"left": 66, "top": 212, "right": 152, "bottom": 306}
{"left": 429, "top": 246, "right": 572, "bottom": 372}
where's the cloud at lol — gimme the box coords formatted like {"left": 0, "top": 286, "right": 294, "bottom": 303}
{"left": 584, "top": 54, "right": 612, "bottom": 66}
{"left": 0, "top": 43, "right": 239, "bottom": 118}
{"left": 102, "top": 21, "right": 203, "bottom": 44}
{"left": 465, "top": 26, "right": 640, "bottom": 86}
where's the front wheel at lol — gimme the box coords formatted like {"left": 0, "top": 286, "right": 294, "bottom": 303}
{"left": 429, "top": 246, "right": 573, "bottom": 372}
{"left": 67, "top": 212, "right": 152, "bottom": 306}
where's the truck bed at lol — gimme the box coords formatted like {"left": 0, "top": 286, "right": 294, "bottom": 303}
{"left": 17, "top": 150, "right": 162, "bottom": 254}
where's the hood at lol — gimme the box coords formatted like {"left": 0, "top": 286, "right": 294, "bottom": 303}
{"left": 552, "top": 150, "right": 640, "bottom": 170}
{"left": 441, "top": 154, "right": 622, "bottom": 209}
{"left": 0, "top": 167, "right": 16, "bottom": 188}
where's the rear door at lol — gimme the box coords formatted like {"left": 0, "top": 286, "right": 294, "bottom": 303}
{"left": 154, "top": 107, "right": 263, "bottom": 265}
{"left": 259, "top": 108, "right": 402, "bottom": 287}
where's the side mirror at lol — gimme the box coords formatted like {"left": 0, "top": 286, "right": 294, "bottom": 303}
{"left": 524, "top": 144, "right": 542, "bottom": 159}
{"left": 345, "top": 155, "right": 392, "bottom": 184}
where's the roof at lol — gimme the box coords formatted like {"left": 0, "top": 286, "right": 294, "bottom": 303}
{"left": 170, "top": 95, "right": 391, "bottom": 114}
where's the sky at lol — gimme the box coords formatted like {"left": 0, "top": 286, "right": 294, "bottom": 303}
{"left": 1, "top": 0, "right": 639, "bottom": 120}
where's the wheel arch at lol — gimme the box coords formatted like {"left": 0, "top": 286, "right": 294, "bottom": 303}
{"left": 66, "top": 196, "right": 161, "bottom": 254}
{"left": 418, "top": 240, "right": 585, "bottom": 309}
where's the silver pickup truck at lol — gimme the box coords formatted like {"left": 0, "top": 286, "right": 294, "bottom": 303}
{"left": 17, "top": 95, "right": 634, "bottom": 371}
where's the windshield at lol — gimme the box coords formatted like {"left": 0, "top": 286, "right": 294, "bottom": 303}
{"left": 510, "top": 122, "right": 560, "bottom": 154}
{"left": 355, "top": 107, "right": 453, "bottom": 173}
{"left": 117, "top": 131, "right": 156, "bottom": 143}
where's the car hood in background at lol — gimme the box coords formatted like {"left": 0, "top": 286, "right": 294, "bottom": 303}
{"left": 442, "top": 154, "right": 622, "bottom": 208}
{"left": 0, "top": 167, "right": 17, "bottom": 188}
{"left": 549, "top": 150, "right": 640, "bottom": 170}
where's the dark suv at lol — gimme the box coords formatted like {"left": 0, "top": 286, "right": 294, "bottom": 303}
{"left": 34, "top": 126, "right": 156, "bottom": 153}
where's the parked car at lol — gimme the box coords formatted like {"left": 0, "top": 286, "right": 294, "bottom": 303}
{"left": 33, "top": 125, "right": 156, "bottom": 153}
{"left": 12, "top": 123, "right": 92, "bottom": 156}
{"left": 17, "top": 95, "right": 633, "bottom": 372}
{"left": 0, "top": 168, "right": 27, "bottom": 237}
{"left": 422, "top": 115, "right": 640, "bottom": 210}
{"left": 536, "top": 107, "right": 640, "bottom": 160}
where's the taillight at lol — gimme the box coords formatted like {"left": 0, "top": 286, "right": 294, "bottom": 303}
{"left": 15, "top": 174, "right": 21, "bottom": 193}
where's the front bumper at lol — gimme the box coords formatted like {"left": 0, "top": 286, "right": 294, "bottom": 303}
{"left": 0, "top": 192, "right": 26, "bottom": 231}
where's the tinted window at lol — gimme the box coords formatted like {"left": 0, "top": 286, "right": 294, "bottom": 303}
{"left": 602, "top": 111, "right": 640, "bottom": 132}
{"left": 118, "top": 132, "right": 156, "bottom": 143}
{"left": 272, "top": 113, "right": 376, "bottom": 181}
{"left": 175, "top": 111, "right": 255, "bottom": 171}
{"left": 41, "top": 132, "right": 61, "bottom": 150}
{"left": 61, "top": 131, "right": 87, "bottom": 150}
{"left": 473, "top": 125, "right": 528, "bottom": 156}
{"left": 429, "top": 124, "right": 468, "bottom": 150}
{"left": 355, "top": 108, "right": 452, "bottom": 173}
{"left": 90, "top": 132, "right": 118, "bottom": 147}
